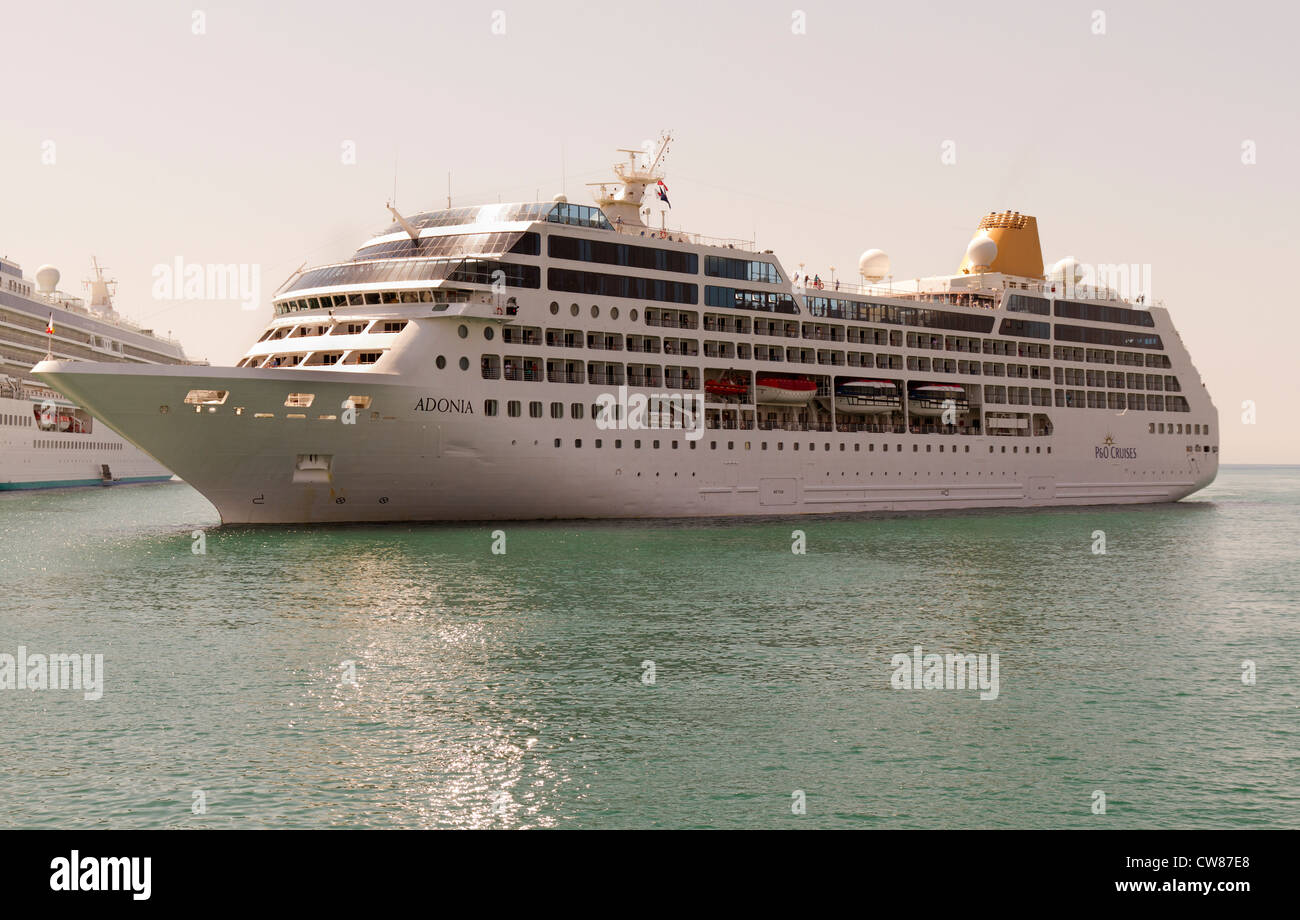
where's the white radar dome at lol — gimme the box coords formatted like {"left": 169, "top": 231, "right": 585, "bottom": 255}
{"left": 858, "top": 249, "right": 891, "bottom": 282}
{"left": 35, "top": 265, "right": 60, "bottom": 293}
{"left": 965, "top": 237, "right": 998, "bottom": 272}
{"left": 1048, "top": 257, "right": 1083, "bottom": 284}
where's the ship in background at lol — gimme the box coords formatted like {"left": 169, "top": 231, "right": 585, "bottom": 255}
{"left": 35, "top": 136, "right": 1217, "bottom": 521}
{"left": 1, "top": 256, "right": 195, "bottom": 489}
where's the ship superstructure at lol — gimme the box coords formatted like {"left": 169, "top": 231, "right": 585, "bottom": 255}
{"left": 34, "top": 139, "right": 1217, "bottom": 521}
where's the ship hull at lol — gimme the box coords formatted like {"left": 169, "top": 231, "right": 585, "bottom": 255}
{"left": 33, "top": 360, "right": 1218, "bottom": 524}
{"left": 0, "top": 394, "right": 176, "bottom": 490}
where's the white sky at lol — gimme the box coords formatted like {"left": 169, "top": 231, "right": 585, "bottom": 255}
{"left": 2, "top": 0, "right": 1296, "bottom": 461}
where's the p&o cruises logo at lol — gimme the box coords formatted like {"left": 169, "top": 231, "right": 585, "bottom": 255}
{"left": 1095, "top": 433, "right": 1138, "bottom": 460}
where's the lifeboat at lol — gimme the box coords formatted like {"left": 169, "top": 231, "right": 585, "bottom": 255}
{"left": 833, "top": 379, "right": 900, "bottom": 415}
{"left": 907, "top": 383, "right": 968, "bottom": 417}
{"left": 704, "top": 375, "right": 749, "bottom": 399}
{"left": 754, "top": 375, "right": 817, "bottom": 405}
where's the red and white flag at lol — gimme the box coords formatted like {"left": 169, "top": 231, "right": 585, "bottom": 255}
{"left": 46, "top": 313, "right": 54, "bottom": 335}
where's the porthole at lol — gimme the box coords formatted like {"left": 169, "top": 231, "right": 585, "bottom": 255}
{"left": 435, "top": 355, "right": 446, "bottom": 369}
{"left": 611, "top": 307, "right": 619, "bottom": 320}
{"left": 591, "top": 304, "right": 599, "bottom": 318}
{"left": 457, "top": 325, "right": 468, "bottom": 339}
{"left": 550, "top": 302, "right": 559, "bottom": 315}
{"left": 459, "top": 357, "right": 469, "bottom": 371}
{"left": 570, "top": 303, "right": 580, "bottom": 316}
{"left": 630, "top": 309, "right": 638, "bottom": 322}
{"left": 484, "top": 327, "right": 495, "bottom": 340}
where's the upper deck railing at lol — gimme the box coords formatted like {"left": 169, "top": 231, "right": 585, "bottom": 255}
{"left": 795, "top": 274, "right": 1160, "bottom": 309}
{"left": 614, "top": 224, "right": 757, "bottom": 252}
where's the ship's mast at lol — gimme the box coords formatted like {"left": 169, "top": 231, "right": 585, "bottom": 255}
{"left": 84, "top": 257, "right": 118, "bottom": 318}
{"left": 588, "top": 131, "right": 672, "bottom": 228}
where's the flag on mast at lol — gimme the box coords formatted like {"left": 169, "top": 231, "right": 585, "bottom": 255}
{"left": 46, "top": 313, "right": 54, "bottom": 335}
{"left": 656, "top": 179, "right": 671, "bottom": 208}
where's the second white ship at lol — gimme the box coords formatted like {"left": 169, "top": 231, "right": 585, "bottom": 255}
{"left": 2, "top": 257, "right": 194, "bottom": 490}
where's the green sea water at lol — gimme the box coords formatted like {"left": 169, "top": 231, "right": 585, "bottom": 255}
{"left": 0, "top": 466, "right": 1295, "bottom": 828}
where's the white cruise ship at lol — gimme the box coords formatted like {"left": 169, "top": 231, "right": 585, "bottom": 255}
{"left": 34, "top": 137, "right": 1217, "bottom": 523}
{"left": 1, "top": 257, "right": 193, "bottom": 489}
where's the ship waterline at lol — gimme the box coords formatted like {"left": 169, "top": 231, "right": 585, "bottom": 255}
{"left": 33, "top": 140, "right": 1218, "bottom": 523}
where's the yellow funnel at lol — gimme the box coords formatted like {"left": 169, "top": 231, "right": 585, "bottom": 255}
{"left": 959, "top": 211, "right": 1044, "bottom": 279}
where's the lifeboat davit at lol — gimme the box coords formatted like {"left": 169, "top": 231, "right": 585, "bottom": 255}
{"left": 755, "top": 375, "right": 817, "bottom": 405}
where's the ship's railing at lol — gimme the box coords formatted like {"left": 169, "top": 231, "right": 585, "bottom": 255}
{"left": 797, "top": 276, "right": 1006, "bottom": 299}
{"left": 795, "top": 275, "right": 1163, "bottom": 309}
{"left": 615, "top": 225, "right": 757, "bottom": 252}
{"left": 797, "top": 284, "right": 1003, "bottom": 311}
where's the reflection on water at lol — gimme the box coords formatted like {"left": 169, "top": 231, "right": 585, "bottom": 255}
{"left": 0, "top": 470, "right": 1296, "bottom": 828}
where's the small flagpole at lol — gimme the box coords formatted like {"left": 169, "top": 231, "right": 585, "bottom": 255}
{"left": 45, "top": 312, "right": 53, "bottom": 359}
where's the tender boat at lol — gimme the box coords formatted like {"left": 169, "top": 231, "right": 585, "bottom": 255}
{"left": 704, "top": 374, "right": 749, "bottom": 399}
{"left": 907, "top": 383, "right": 969, "bottom": 417}
{"left": 833, "top": 379, "right": 901, "bottom": 415}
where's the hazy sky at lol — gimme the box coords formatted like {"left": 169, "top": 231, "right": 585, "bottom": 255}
{"left": 2, "top": 1, "right": 1296, "bottom": 461}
